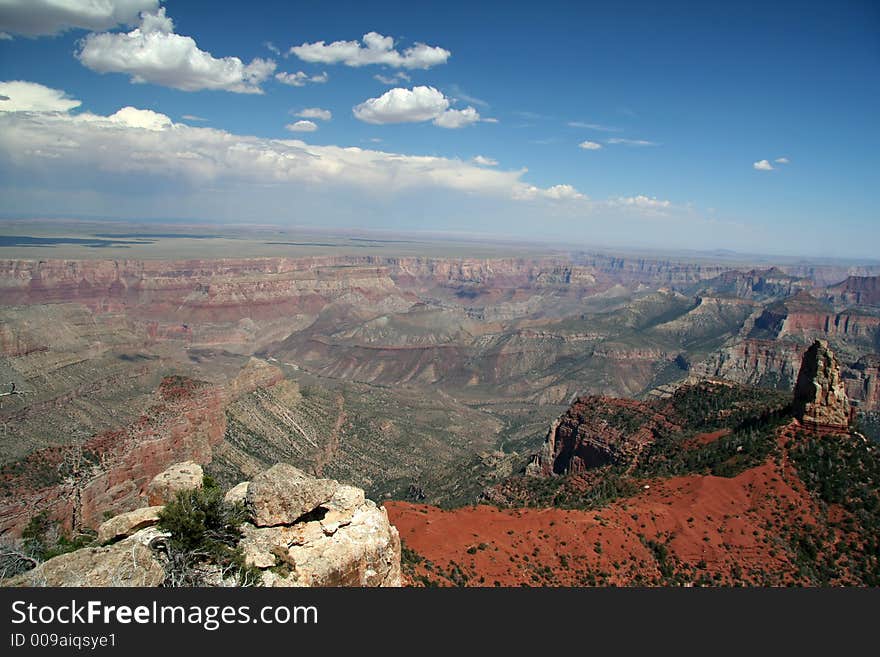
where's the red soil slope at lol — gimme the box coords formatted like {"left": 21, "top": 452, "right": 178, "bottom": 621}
{"left": 386, "top": 431, "right": 837, "bottom": 586}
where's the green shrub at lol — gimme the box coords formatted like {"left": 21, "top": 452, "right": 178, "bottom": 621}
{"left": 157, "top": 476, "right": 254, "bottom": 586}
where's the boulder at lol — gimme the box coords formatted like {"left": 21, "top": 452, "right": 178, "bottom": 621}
{"left": 262, "top": 501, "right": 401, "bottom": 587}
{"left": 793, "top": 340, "right": 851, "bottom": 430}
{"left": 146, "top": 461, "right": 203, "bottom": 505}
{"left": 238, "top": 468, "right": 400, "bottom": 587}
{"left": 97, "top": 506, "right": 164, "bottom": 544}
{"left": 246, "top": 463, "right": 337, "bottom": 527}
{"left": 224, "top": 481, "right": 249, "bottom": 505}
{"left": 4, "top": 534, "right": 165, "bottom": 587}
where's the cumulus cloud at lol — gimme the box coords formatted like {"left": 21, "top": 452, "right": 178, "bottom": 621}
{"left": 295, "top": 107, "right": 331, "bottom": 121}
{"left": 0, "top": 0, "right": 157, "bottom": 37}
{"left": 610, "top": 195, "right": 671, "bottom": 210}
{"left": 107, "top": 105, "right": 172, "bottom": 130}
{"left": 0, "top": 81, "right": 584, "bottom": 206}
{"left": 76, "top": 8, "right": 276, "bottom": 93}
{"left": 432, "top": 106, "right": 480, "bottom": 129}
{"left": 353, "top": 85, "right": 449, "bottom": 124}
{"left": 472, "top": 155, "right": 498, "bottom": 166}
{"left": 753, "top": 159, "right": 774, "bottom": 171}
{"left": 374, "top": 72, "right": 410, "bottom": 85}
{"left": 775, "top": 157, "right": 790, "bottom": 164}
{"left": 290, "top": 32, "right": 450, "bottom": 69}
{"left": 286, "top": 120, "right": 317, "bottom": 132}
{"left": 275, "top": 70, "right": 328, "bottom": 87}
{"left": 515, "top": 184, "right": 586, "bottom": 202}
{"left": 353, "top": 86, "right": 482, "bottom": 129}
{"left": 0, "top": 80, "right": 82, "bottom": 112}
{"left": 578, "top": 140, "right": 602, "bottom": 150}
{"left": 607, "top": 137, "right": 658, "bottom": 146}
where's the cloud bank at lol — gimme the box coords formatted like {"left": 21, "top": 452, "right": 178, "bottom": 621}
{"left": 0, "top": 81, "right": 585, "bottom": 206}
{"left": 290, "top": 32, "right": 450, "bottom": 69}
{"left": 76, "top": 8, "right": 276, "bottom": 93}
{"left": 0, "top": 0, "right": 158, "bottom": 37}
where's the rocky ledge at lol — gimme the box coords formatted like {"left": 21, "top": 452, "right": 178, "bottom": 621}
{"left": 4, "top": 461, "right": 401, "bottom": 588}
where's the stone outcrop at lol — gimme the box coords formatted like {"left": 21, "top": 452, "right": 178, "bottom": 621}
{"left": 793, "top": 340, "right": 851, "bottom": 430}
{"left": 527, "top": 396, "right": 679, "bottom": 476}
{"left": 5, "top": 462, "right": 401, "bottom": 588}
{"left": 146, "top": 461, "right": 204, "bottom": 505}
{"left": 246, "top": 463, "right": 338, "bottom": 527}
{"left": 5, "top": 530, "right": 165, "bottom": 587}
{"left": 224, "top": 481, "right": 249, "bottom": 505}
{"left": 97, "top": 506, "right": 164, "bottom": 544}
{"left": 240, "top": 475, "right": 400, "bottom": 587}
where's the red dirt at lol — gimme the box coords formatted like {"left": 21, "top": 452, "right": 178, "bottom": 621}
{"left": 386, "top": 437, "right": 826, "bottom": 586}
{"left": 683, "top": 429, "right": 731, "bottom": 448}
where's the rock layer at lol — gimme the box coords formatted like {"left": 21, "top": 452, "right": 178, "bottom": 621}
{"left": 793, "top": 340, "right": 851, "bottom": 429}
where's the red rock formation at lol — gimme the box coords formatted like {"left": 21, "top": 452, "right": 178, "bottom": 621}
{"left": 0, "top": 359, "right": 282, "bottom": 537}
{"left": 527, "top": 396, "right": 679, "bottom": 476}
{"left": 825, "top": 275, "right": 880, "bottom": 307}
{"left": 792, "top": 340, "right": 851, "bottom": 430}
{"left": 844, "top": 355, "right": 880, "bottom": 411}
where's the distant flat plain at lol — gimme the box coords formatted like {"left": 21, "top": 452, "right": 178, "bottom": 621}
{"left": 0, "top": 218, "right": 876, "bottom": 268}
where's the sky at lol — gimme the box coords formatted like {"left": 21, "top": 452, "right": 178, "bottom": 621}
{"left": 0, "top": 0, "right": 878, "bottom": 258}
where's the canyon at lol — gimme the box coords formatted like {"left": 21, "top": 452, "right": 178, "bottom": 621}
{"left": 1, "top": 242, "right": 879, "bottom": 586}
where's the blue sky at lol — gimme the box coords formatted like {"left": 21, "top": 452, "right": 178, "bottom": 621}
{"left": 0, "top": 0, "right": 877, "bottom": 258}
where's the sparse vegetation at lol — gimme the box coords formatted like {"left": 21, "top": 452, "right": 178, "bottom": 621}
{"left": 157, "top": 476, "right": 259, "bottom": 586}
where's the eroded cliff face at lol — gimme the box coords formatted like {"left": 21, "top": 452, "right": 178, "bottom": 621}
{"left": 793, "top": 340, "right": 851, "bottom": 430}
{"left": 526, "top": 396, "right": 680, "bottom": 476}
{"left": 0, "top": 358, "right": 282, "bottom": 536}
{"left": 0, "top": 258, "right": 414, "bottom": 352}
{"left": 825, "top": 276, "right": 880, "bottom": 307}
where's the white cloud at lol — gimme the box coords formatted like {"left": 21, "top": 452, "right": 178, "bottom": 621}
{"left": 775, "top": 157, "right": 790, "bottom": 164}
{"left": 0, "top": 80, "right": 82, "bottom": 112}
{"left": 515, "top": 184, "right": 586, "bottom": 202}
{"left": 374, "top": 72, "right": 410, "bottom": 85}
{"left": 610, "top": 195, "right": 671, "bottom": 210}
{"left": 472, "top": 155, "right": 498, "bottom": 166}
{"left": 108, "top": 105, "right": 172, "bottom": 130}
{"left": 286, "top": 120, "right": 318, "bottom": 132}
{"left": 295, "top": 107, "right": 331, "bottom": 121}
{"left": 0, "top": 31, "right": 12, "bottom": 40}
{"left": 353, "top": 86, "right": 484, "bottom": 129}
{"left": 181, "top": 114, "right": 208, "bottom": 122}
{"left": 578, "top": 140, "right": 602, "bottom": 150}
{"left": 76, "top": 8, "right": 276, "bottom": 93}
{"left": 353, "top": 85, "right": 449, "bottom": 124}
{"left": 275, "top": 70, "right": 328, "bottom": 87}
{"left": 0, "top": 82, "right": 588, "bottom": 208}
{"left": 264, "top": 41, "right": 280, "bottom": 55}
{"left": 433, "top": 106, "right": 480, "bottom": 129}
{"left": 753, "top": 159, "right": 774, "bottom": 171}
{"left": 0, "top": 0, "right": 157, "bottom": 37}
{"left": 290, "top": 32, "right": 450, "bottom": 69}
{"left": 482, "top": 117, "right": 499, "bottom": 124}
{"left": 607, "top": 137, "right": 658, "bottom": 146}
